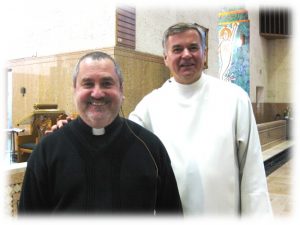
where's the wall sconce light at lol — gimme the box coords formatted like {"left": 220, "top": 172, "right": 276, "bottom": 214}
{"left": 20, "top": 87, "right": 26, "bottom": 97}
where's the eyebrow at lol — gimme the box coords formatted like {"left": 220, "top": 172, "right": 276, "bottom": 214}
{"left": 171, "top": 44, "right": 182, "bottom": 49}
{"left": 102, "top": 76, "right": 114, "bottom": 80}
{"left": 80, "top": 77, "right": 93, "bottom": 82}
{"left": 80, "top": 75, "right": 117, "bottom": 85}
{"left": 171, "top": 43, "right": 200, "bottom": 49}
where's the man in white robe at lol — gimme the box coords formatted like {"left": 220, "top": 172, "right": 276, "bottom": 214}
{"left": 51, "top": 23, "right": 272, "bottom": 217}
{"left": 129, "top": 23, "right": 272, "bottom": 217}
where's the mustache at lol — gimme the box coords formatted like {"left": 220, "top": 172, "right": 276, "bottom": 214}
{"left": 87, "top": 96, "right": 111, "bottom": 105}
{"left": 179, "top": 60, "right": 195, "bottom": 67}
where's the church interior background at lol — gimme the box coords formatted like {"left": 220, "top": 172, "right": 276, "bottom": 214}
{"left": 1, "top": 1, "right": 296, "bottom": 219}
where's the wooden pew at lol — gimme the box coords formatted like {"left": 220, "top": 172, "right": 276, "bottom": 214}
{"left": 257, "top": 120, "right": 293, "bottom": 175}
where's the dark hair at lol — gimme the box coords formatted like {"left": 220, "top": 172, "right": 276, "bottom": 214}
{"left": 162, "top": 22, "right": 206, "bottom": 53}
{"left": 72, "top": 51, "right": 123, "bottom": 87}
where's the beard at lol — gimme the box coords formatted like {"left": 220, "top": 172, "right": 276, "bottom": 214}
{"left": 77, "top": 96, "right": 121, "bottom": 128}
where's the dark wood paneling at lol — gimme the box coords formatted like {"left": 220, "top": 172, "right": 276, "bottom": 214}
{"left": 117, "top": 38, "right": 135, "bottom": 48}
{"left": 117, "top": 20, "right": 135, "bottom": 31}
{"left": 117, "top": 31, "right": 135, "bottom": 41}
{"left": 117, "top": 26, "right": 135, "bottom": 35}
{"left": 116, "top": 6, "right": 136, "bottom": 49}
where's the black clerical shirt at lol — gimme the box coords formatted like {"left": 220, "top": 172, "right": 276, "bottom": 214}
{"left": 18, "top": 116, "right": 182, "bottom": 215}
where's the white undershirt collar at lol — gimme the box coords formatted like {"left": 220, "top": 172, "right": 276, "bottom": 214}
{"left": 92, "top": 128, "right": 105, "bottom": 136}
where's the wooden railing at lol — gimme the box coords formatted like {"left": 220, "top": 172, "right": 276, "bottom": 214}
{"left": 258, "top": 120, "right": 287, "bottom": 151}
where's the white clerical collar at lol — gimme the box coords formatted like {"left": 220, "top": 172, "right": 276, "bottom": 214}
{"left": 92, "top": 128, "right": 105, "bottom": 136}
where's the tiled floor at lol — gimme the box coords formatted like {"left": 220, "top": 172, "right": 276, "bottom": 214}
{"left": 267, "top": 159, "right": 293, "bottom": 217}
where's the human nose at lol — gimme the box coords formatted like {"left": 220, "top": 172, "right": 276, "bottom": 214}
{"left": 182, "top": 48, "right": 192, "bottom": 58}
{"left": 91, "top": 85, "right": 105, "bottom": 98}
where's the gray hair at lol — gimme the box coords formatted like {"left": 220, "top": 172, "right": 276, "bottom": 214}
{"left": 162, "top": 22, "right": 206, "bottom": 54}
{"left": 72, "top": 51, "right": 123, "bottom": 87}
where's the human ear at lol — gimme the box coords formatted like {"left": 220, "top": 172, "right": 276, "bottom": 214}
{"left": 163, "top": 53, "right": 169, "bottom": 67}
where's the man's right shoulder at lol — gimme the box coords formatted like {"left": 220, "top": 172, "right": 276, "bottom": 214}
{"left": 40, "top": 121, "right": 73, "bottom": 143}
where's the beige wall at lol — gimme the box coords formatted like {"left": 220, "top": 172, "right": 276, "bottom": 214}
{"left": 135, "top": 6, "right": 293, "bottom": 104}
{"left": 4, "top": 1, "right": 116, "bottom": 60}
{"left": 9, "top": 51, "right": 85, "bottom": 126}
{"left": 135, "top": 6, "right": 220, "bottom": 77}
{"left": 248, "top": 7, "right": 293, "bottom": 104}
{"left": 114, "top": 48, "right": 170, "bottom": 117}
{"left": 248, "top": 6, "right": 269, "bottom": 102}
{"left": 8, "top": 47, "right": 169, "bottom": 127}
{"left": 5, "top": 3, "right": 293, "bottom": 106}
{"left": 266, "top": 39, "right": 293, "bottom": 103}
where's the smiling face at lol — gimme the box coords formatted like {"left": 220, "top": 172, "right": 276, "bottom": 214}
{"left": 163, "top": 29, "right": 206, "bottom": 84}
{"left": 74, "top": 57, "right": 124, "bottom": 128}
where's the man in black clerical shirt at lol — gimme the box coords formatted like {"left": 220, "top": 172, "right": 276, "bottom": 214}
{"left": 18, "top": 51, "right": 182, "bottom": 215}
